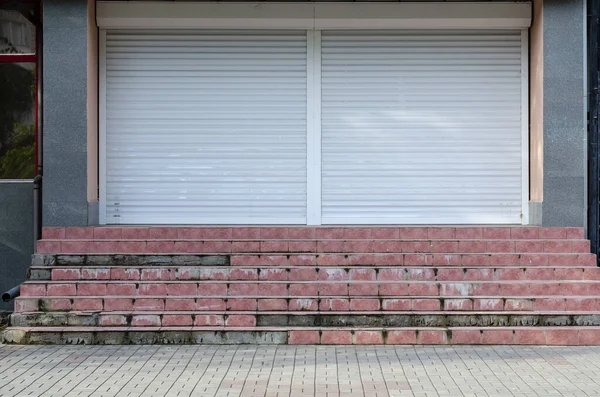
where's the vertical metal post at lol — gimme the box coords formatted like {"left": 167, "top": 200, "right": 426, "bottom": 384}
{"left": 33, "top": 0, "right": 43, "bottom": 247}
{"left": 588, "top": 0, "right": 599, "bottom": 263}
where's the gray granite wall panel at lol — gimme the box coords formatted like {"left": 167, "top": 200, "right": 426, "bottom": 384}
{"left": 0, "top": 182, "right": 33, "bottom": 311}
{"left": 42, "top": 0, "right": 89, "bottom": 226}
{"left": 543, "top": 0, "right": 586, "bottom": 226}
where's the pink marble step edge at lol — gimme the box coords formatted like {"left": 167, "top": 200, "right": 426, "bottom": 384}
{"left": 33, "top": 250, "right": 597, "bottom": 268}
{"left": 84, "top": 311, "right": 600, "bottom": 327}
{"left": 43, "top": 226, "right": 585, "bottom": 240}
{"left": 39, "top": 266, "right": 600, "bottom": 282}
{"left": 14, "top": 295, "right": 600, "bottom": 313}
{"left": 18, "top": 310, "right": 600, "bottom": 328}
{"left": 36, "top": 239, "right": 592, "bottom": 255}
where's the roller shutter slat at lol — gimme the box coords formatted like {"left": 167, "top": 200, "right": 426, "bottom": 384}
{"left": 320, "top": 30, "right": 523, "bottom": 224}
{"left": 105, "top": 30, "right": 308, "bottom": 224}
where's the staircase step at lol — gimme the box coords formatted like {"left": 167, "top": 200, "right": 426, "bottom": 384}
{"left": 42, "top": 226, "right": 586, "bottom": 241}
{"left": 36, "top": 238, "right": 592, "bottom": 254}
{"left": 10, "top": 311, "right": 600, "bottom": 328}
{"left": 4, "top": 325, "right": 600, "bottom": 345}
{"left": 14, "top": 296, "right": 600, "bottom": 313}
{"left": 31, "top": 253, "right": 597, "bottom": 267}
{"left": 18, "top": 231, "right": 600, "bottom": 345}
{"left": 30, "top": 266, "right": 600, "bottom": 282}
{"left": 17, "top": 280, "right": 600, "bottom": 299}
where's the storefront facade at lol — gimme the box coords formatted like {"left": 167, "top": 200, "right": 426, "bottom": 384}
{"left": 35, "top": 0, "right": 586, "bottom": 229}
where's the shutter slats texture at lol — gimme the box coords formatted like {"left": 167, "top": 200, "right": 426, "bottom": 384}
{"left": 105, "top": 29, "right": 524, "bottom": 225}
{"left": 105, "top": 31, "right": 308, "bottom": 224}
{"left": 320, "top": 30, "right": 523, "bottom": 224}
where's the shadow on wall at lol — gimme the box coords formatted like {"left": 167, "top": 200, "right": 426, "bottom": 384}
{"left": 0, "top": 181, "right": 33, "bottom": 311}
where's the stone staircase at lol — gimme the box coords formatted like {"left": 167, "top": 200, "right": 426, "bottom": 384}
{"left": 4, "top": 226, "right": 600, "bottom": 345}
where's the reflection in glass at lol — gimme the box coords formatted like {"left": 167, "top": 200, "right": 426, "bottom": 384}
{"left": 0, "top": 62, "right": 35, "bottom": 179}
{"left": 0, "top": 10, "right": 36, "bottom": 54}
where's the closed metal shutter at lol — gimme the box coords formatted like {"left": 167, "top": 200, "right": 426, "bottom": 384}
{"left": 104, "top": 31, "right": 308, "bottom": 224}
{"left": 320, "top": 30, "right": 524, "bottom": 224}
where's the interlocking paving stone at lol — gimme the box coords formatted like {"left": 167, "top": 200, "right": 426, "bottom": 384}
{"left": 2, "top": 344, "right": 600, "bottom": 396}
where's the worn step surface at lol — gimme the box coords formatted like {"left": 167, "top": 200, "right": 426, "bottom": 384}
{"left": 15, "top": 295, "right": 600, "bottom": 313}
{"left": 31, "top": 253, "right": 599, "bottom": 267}
{"left": 10, "top": 311, "right": 600, "bottom": 328}
{"left": 37, "top": 227, "right": 591, "bottom": 256}
{"left": 5, "top": 226, "right": 600, "bottom": 345}
{"left": 17, "top": 280, "right": 600, "bottom": 299}
{"left": 37, "top": 239, "right": 592, "bottom": 254}
{"left": 32, "top": 265, "right": 600, "bottom": 281}
{"left": 42, "top": 226, "right": 586, "bottom": 240}
{"left": 5, "top": 326, "right": 600, "bottom": 345}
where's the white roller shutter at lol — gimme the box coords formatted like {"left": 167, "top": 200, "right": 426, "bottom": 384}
{"left": 103, "top": 30, "right": 307, "bottom": 224}
{"left": 320, "top": 30, "right": 525, "bottom": 224}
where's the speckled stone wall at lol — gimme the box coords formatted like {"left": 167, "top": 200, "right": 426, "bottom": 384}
{"left": 42, "top": 0, "right": 90, "bottom": 226}
{"left": 0, "top": 182, "right": 33, "bottom": 311}
{"left": 543, "top": 0, "right": 587, "bottom": 227}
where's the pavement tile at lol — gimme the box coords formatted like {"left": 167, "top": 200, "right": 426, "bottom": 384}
{"left": 0, "top": 345, "right": 600, "bottom": 396}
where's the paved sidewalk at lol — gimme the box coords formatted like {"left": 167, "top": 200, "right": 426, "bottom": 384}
{"left": 1, "top": 345, "right": 600, "bottom": 397}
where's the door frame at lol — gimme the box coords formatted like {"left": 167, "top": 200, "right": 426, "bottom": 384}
{"left": 97, "top": 2, "right": 531, "bottom": 225}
